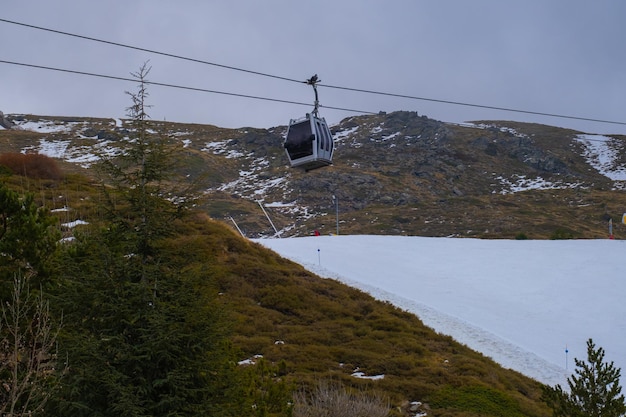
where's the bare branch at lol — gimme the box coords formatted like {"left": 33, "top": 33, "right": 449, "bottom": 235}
{"left": 0, "top": 274, "right": 64, "bottom": 416}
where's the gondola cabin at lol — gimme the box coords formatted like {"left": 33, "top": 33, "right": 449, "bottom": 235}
{"left": 284, "top": 113, "right": 334, "bottom": 171}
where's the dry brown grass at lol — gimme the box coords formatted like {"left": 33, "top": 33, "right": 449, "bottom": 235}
{"left": 0, "top": 153, "right": 62, "bottom": 180}
{"left": 293, "top": 380, "right": 389, "bottom": 417}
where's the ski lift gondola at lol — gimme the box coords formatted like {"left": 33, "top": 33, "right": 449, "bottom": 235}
{"left": 284, "top": 75, "right": 334, "bottom": 171}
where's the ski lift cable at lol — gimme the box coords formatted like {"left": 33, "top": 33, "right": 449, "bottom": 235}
{"left": 0, "top": 60, "right": 620, "bottom": 145}
{"left": 2, "top": 17, "right": 625, "bottom": 128}
{"left": 0, "top": 59, "right": 375, "bottom": 115}
{"left": 319, "top": 83, "right": 626, "bottom": 127}
{"left": 0, "top": 60, "right": 621, "bottom": 144}
{"left": 0, "top": 17, "right": 302, "bottom": 84}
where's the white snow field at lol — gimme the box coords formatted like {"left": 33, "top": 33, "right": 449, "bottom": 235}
{"left": 255, "top": 235, "right": 626, "bottom": 387}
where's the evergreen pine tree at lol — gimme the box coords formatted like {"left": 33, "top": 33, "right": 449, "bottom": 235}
{"left": 0, "top": 182, "right": 59, "bottom": 289}
{"left": 543, "top": 338, "right": 626, "bottom": 417}
{"left": 52, "top": 64, "right": 246, "bottom": 416}
{"left": 95, "top": 62, "right": 198, "bottom": 286}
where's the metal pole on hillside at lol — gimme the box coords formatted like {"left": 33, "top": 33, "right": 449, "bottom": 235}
{"left": 229, "top": 216, "right": 245, "bottom": 237}
{"left": 332, "top": 195, "right": 339, "bottom": 235}
{"left": 258, "top": 201, "right": 281, "bottom": 238}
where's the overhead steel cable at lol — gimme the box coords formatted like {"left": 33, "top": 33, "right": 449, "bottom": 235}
{"left": 1, "top": 60, "right": 622, "bottom": 142}
{"left": 0, "top": 59, "right": 375, "bottom": 115}
{"left": 0, "top": 17, "right": 303, "bottom": 84}
{"left": 1, "top": 17, "right": 625, "bottom": 127}
{"left": 319, "top": 83, "right": 626, "bottom": 127}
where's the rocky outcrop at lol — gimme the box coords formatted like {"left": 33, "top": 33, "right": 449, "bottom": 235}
{"left": 0, "top": 111, "right": 15, "bottom": 129}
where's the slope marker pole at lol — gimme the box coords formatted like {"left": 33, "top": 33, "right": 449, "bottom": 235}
{"left": 229, "top": 216, "right": 245, "bottom": 237}
{"left": 258, "top": 200, "right": 281, "bottom": 238}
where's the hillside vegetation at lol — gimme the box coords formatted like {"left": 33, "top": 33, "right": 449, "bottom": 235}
{"left": 0, "top": 170, "right": 551, "bottom": 416}
{"left": 2, "top": 95, "right": 625, "bottom": 415}
{"left": 1, "top": 111, "right": 626, "bottom": 240}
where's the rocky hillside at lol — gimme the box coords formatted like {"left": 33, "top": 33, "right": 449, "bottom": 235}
{"left": 2, "top": 111, "right": 626, "bottom": 239}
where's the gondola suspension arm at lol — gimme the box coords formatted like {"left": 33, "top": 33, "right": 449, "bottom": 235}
{"left": 306, "top": 74, "right": 320, "bottom": 117}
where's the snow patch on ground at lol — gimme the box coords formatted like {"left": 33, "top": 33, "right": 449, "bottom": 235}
{"left": 15, "top": 120, "right": 85, "bottom": 133}
{"left": 381, "top": 131, "right": 401, "bottom": 141}
{"left": 61, "top": 219, "right": 89, "bottom": 228}
{"left": 450, "top": 122, "right": 529, "bottom": 138}
{"left": 575, "top": 134, "right": 626, "bottom": 183}
{"left": 66, "top": 140, "right": 122, "bottom": 167}
{"left": 51, "top": 206, "right": 70, "bottom": 213}
{"left": 238, "top": 354, "right": 263, "bottom": 366}
{"left": 351, "top": 368, "right": 385, "bottom": 380}
{"left": 203, "top": 140, "right": 249, "bottom": 159}
{"left": 495, "top": 174, "right": 585, "bottom": 194}
{"left": 25, "top": 139, "right": 71, "bottom": 158}
{"left": 332, "top": 125, "right": 360, "bottom": 146}
{"left": 23, "top": 138, "right": 123, "bottom": 168}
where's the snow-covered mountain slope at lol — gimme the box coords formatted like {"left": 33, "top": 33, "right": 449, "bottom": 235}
{"left": 256, "top": 235, "right": 626, "bottom": 388}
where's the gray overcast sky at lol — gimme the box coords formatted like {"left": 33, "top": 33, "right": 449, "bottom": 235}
{"left": 2, "top": 1, "right": 626, "bottom": 134}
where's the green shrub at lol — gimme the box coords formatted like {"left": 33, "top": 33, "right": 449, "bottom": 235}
{"left": 430, "top": 384, "right": 526, "bottom": 417}
{"left": 550, "top": 228, "right": 574, "bottom": 240}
